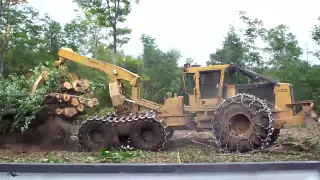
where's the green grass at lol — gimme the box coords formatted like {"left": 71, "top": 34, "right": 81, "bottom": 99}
{"left": 0, "top": 146, "right": 319, "bottom": 163}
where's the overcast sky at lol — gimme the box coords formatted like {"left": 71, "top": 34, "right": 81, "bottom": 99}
{"left": 27, "top": 0, "right": 320, "bottom": 66}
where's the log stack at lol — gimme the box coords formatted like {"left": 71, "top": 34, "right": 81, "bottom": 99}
{"left": 41, "top": 79, "right": 99, "bottom": 120}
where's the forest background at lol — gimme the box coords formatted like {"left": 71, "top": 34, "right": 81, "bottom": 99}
{"left": 2, "top": 0, "right": 320, "bottom": 125}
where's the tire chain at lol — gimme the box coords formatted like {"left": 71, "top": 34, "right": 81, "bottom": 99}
{"left": 77, "top": 110, "right": 170, "bottom": 151}
{"left": 211, "top": 93, "right": 275, "bottom": 154}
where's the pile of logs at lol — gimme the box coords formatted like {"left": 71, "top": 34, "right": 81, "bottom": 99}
{"left": 41, "top": 79, "right": 99, "bottom": 119}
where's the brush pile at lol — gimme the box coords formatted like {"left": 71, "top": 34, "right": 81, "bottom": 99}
{"left": 0, "top": 64, "right": 99, "bottom": 138}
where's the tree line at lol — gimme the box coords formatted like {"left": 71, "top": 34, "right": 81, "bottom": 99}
{"left": 1, "top": 0, "right": 320, "bottom": 112}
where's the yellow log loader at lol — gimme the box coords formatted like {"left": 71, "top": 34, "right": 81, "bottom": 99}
{"left": 36, "top": 47, "right": 319, "bottom": 153}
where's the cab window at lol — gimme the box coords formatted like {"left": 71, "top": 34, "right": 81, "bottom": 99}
{"left": 184, "top": 73, "right": 195, "bottom": 94}
{"left": 199, "top": 70, "right": 221, "bottom": 98}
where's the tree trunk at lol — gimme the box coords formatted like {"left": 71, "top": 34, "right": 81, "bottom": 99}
{"left": 0, "top": 0, "right": 5, "bottom": 77}
{"left": 0, "top": 57, "right": 5, "bottom": 76}
{"left": 113, "top": 26, "right": 117, "bottom": 65}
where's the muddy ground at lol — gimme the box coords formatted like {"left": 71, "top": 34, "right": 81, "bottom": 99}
{"left": 0, "top": 122, "right": 320, "bottom": 163}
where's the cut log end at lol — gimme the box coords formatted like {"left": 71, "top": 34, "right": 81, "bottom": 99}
{"left": 63, "top": 107, "right": 78, "bottom": 118}
{"left": 85, "top": 100, "right": 95, "bottom": 108}
{"left": 92, "top": 98, "right": 99, "bottom": 106}
{"left": 55, "top": 108, "right": 63, "bottom": 115}
{"left": 63, "top": 82, "right": 72, "bottom": 89}
{"left": 76, "top": 104, "right": 85, "bottom": 112}
{"left": 59, "top": 81, "right": 74, "bottom": 93}
{"left": 62, "top": 94, "right": 70, "bottom": 101}
{"left": 72, "top": 79, "right": 90, "bottom": 92}
{"left": 70, "top": 97, "right": 80, "bottom": 106}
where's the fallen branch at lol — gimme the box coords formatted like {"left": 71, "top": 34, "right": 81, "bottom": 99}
{"left": 189, "top": 139, "right": 215, "bottom": 149}
{"left": 177, "top": 150, "right": 181, "bottom": 163}
{"left": 215, "top": 153, "right": 252, "bottom": 157}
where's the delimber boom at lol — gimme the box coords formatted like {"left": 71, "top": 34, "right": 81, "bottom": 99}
{"left": 44, "top": 48, "right": 319, "bottom": 153}
{"left": 55, "top": 48, "right": 187, "bottom": 124}
{"left": 52, "top": 48, "right": 188, "bottom": 151}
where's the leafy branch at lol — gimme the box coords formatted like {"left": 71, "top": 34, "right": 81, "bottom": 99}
{"left": 0, "top": 61, "right": 72, "bottom": 133}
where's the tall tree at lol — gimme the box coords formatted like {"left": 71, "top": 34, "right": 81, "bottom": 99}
{"left": 263, "top": 24, "right": 312, "bottom": 101}
{"left": 185, "top": 57, "right": 195, "bottom": 65}
{"left": 263, "top": 25, "right": 303, "bottom": 69}
{"left": 206, "top": 25, "right": 247, "bottom": 67}
{"left": 239, "top": 10, "right": 265, "bottom": 68}
{"left": 63, "top": 10, "right": 106, "bottom": 58}
{"left": 140, "top": 34, "right": 182, "bottom": 102}
{"left": 311, "top": 17, "right": 320, "bottom": 60}
{"left": 73, "top": 0, "right": 139, "bottom": 65}
{"left": 2, "top": 5, "right": 46, "bottom": 76}
{"left": 41, "top": 15, "right": 64, "bottom": 59}
{"left": 0, "top": 0, "right": 27, "bottom": 76}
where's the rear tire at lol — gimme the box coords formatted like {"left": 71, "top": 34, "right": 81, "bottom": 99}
{"left": 212, "top": 93, "right": 276, "bottom": 153}
{"left": 269, "top": 128, "right": 280, "bottom": 146}
{"left": 77, "top": 117, "right": 115, "bottom": 152}
{"left": 166, "top": 127, "right": 174, "bottom": 139}
{"left": 129, "top": 118, "right": 167, "bottom": 151}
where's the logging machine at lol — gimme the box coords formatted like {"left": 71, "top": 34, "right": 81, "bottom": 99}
{"left": 34, "top": 47, "right": 319, "bottom": 153}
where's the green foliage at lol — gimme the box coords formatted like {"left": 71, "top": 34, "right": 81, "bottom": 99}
{"left": 98, "top": 148, "right": 142, "bottom": 163}
{"left": 73, "top": 0, "right": 139, "bottom": 64}
{"left": 311, "top": 17, "right": 320, "bottom": 60}
{"left": 140, "top": 34, "right": 183, "bottom": 103}
{"left": 238, "top": 10, "right": 265, "bottom": 68}
{"left": 44, "top": 152, "right": 69, "bottom": 163}
{"left": 185, "top": 57, "right": 196, "bottom": 65}
{"left": 207, "top": 11, "right": 266, "bottom": 69}
{"left": 0, "top": 0, "right": 28, "bottom": 76}
{"left": 207, "top": 25, "right": 247, "bottom": 67}
{"left": 0, "top": 62, "right": 71, "bottom": 133}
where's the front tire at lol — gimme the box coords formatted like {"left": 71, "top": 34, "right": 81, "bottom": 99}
{"left": 212, "top": 93, "right": 276, "bottom": 153}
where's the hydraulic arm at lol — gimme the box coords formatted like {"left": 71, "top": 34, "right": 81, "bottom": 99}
{"left": 55, "top": 48, "right": 141, "bottom": 115}
{"left": 54, "top": 48, "right": 187, "bottom": 122}
{"left": 51, "top": 48, "right": 186, "bottom": 152}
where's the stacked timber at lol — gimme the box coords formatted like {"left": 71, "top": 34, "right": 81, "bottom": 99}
{"left": 41, "top": 79, "right": 99, "bottom": 120}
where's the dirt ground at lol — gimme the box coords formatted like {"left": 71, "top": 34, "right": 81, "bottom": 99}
{"left": 0, "top": 123, "right": 320, "bottom": 163}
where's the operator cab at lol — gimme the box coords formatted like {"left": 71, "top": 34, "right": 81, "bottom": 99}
{"left": 182, "top": 63, "right": 280, "bottom": 112}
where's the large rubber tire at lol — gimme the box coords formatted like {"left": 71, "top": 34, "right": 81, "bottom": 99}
{"left": 212, "top": 93, "right": 276, "bottom": 153}
{"left": 269, "top": 128, "right": 280, "bottom": 146}
{"left": 77, "top": 117, "right": 115, "bottom": 152}
{"left": 129, "top": 118, "right": 167, "bottom": 151}
{"left": 166, "top": 127, "right": 174, "bottom": 140}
